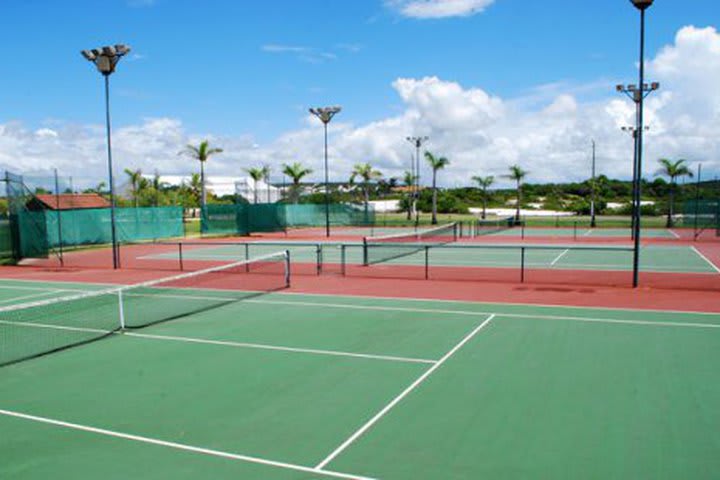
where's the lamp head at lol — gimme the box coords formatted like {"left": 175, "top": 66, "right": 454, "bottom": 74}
{"left": 81, "top": 44, "right": 132, "bottom": 76}
{"left": 309, "top": 106, "right": 342, "bottom": 124}
{"left": 630, "top": 0, "right": 654, "bottom": 11}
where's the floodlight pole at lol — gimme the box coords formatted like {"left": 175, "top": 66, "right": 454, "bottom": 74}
{"left": 81, "top": 44, "right": 131, "bottom": 269}
{"left": 617, "top": 0, "right": 657, "bottom": 288}
{"left": 590, "top": 140, "right": 597, "bottom": 228}
{"left": 406, "top": 136, "right": 428, "bottom": 227}
{"left": 309, "top": 106, "right": 342, "bottom": 237}
{"left": 104, "top": 75, "right": 120, "bottom": 269}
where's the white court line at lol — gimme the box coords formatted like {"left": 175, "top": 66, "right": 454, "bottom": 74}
{"left": 0, "top": 319, "right": 113, "bottom": 335}
{"left": 0, "top": 409, "right": 375, "bottom": 480}
{"left": 691, "top": 246, "right": 720, "bottom": 274}
{"left": 124, "top": 332, "right": 437, "bottom": 365}
{"left": 550, "top": 249, "right": 570, "bottom": 266}
{"left": 246, "top": 299, "right": 720, "bottom": 329}
{"left": 0, "top": 320, "right": 435, "bottom": 365}
{"left": 315, "top": 314, "right": 496, "bottom": 470}
{"left": 582, "top": 229, "right": 593, "bottom": 237}
{"left": 668, "top": 229, "right": 681, "bottom": 239}
{"left": 0, "top": 284, "right": 84, "bottom": 294}
{"left": 275, "top": 289, "right": 720, "bottom": 317}
{"left": 0, "top": 289, "right": 69, "bottom": 305}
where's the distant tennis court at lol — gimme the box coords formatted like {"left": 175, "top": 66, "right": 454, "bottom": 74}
{"left": 140, "top": 242, "right": 719, "bottom": 275}
{"left": 1, "top": 277, "right": 719, "bottom": 479}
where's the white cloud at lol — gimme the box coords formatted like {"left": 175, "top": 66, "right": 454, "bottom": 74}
{"left": 386, "top": 0, "right": 495, "bottom": 19}
{"left": 261, "top": 44, "right": 337, "bottom": 64}
{"left": 2, "top": 26, "right": 719, "bottom": 189}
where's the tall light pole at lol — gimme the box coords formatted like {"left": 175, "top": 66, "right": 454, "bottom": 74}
{"left": 621, "top": 125, "right": 649, "bottom": 239}
{"left": 309, "top": 106, "right": 342, "bottom": 237}
{"left": 617, "top": 0, "right": 658, "bottom": 288}
{"left": 406, "top": 136, "right": 429, "bottom": 226}
{"left": 590, "top": 140, "right": 597, "bottom": 228}
{"left": 81, "top": 44, "right": 131, "bottom": 270}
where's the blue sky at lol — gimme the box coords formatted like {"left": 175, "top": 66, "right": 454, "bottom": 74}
{"left": 0, "top": 0, "right": 718, "bottom": 186}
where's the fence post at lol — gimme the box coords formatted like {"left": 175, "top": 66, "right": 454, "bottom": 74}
{"left": 574, "top": 221, "right": 578, "bottom": 241}
{"left": 425, "top": 246, "right": 430, "bottom": 280}
{"left": 520, "top": 247, "right": 526, "bottom": 283}
{"left": 521, "top": 221, "right": 525, "bottom": 240}
{"left": 178, "top": 242, "right": 184, "bottom": 271}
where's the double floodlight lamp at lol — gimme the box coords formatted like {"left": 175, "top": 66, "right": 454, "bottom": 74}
{"left": 81, "top": 44, "right": 131, "bottom": 75}
{"left": 406, "top": 136, "right": 429, "bottom": 146}
{"left": 616, "top": 82, "right": 660, "bottom": 92}
{"left": 309, "top": 106, "right": 342, "bottom": 124}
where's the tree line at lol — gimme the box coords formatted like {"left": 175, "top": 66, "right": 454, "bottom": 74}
{"left": 28, "top": 137, "right": 712, "bottom": 227}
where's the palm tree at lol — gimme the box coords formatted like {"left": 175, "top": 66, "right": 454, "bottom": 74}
{"left": 505, "top": 165, "right": 528, "bottom": 223}
{"left": 261, "top": 165, "right": 272, "bottom": 203}
{"left": 151, "top": 170, "right": 167, "bottom": 206}
{"left": 349, "top": 163, "right": 383, "bottom": 208}
{"left": 424, "top": 152, "right": 450, "bottom": 225}
{"left": 656, "top": 158, "right": 693, "bottom": 227}
{"left": 472, "top": 175, "right": 495, "bottom": 220}
{"left": 179, "top": 140, "right": 223, "bottom": 209}
{"left": 282, "top": 162, "right": 313, "bottom": 203}
{"left": 245, "top": 167, "right": 265, "bottom": 204}
{"left": 402, "top": 170, "right": 416, "bottom": 220}
{"left": 124, "top": 168, "right": 143, "bottom": 208}
{"left": 188, "top": 173, "right": 203, "bottom": 207}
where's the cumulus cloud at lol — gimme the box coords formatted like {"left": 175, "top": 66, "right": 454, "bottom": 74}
{"left": 386, "top": 0, "right": 496, "bottom": 19}
{"left": 1, "top": 26, "right": 719, "bottom": 189}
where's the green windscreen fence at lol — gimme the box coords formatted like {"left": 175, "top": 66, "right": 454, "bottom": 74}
{"left": 201, "top": 203, "right": 374, "bottom": 236}
{"left": 44, "top": 207, "right": 184, "bottom": 248}
{"left": 9, "top": 205, "right": 183, "bottom": 258}
{"left": 0, "top": 218, "right": 14, "bottom": 263}
{"left": 682, "top": 199, "right": 720, "bottom": 236}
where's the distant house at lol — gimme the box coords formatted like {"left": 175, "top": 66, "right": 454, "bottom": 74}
{"left": 28, "top": 194, "right": 110, "bottom": 211}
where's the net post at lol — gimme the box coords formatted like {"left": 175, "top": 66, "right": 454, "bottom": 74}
{"left": 316, "top": 244, "right": 322, "bottom": 275}
{"left": 284, "top": 249, "right": 291, "bottom": 287}
{"left": 362, "top": 237, "right": 369, "bottom": 266}
{"left": 520, "top": 247, "right": 525, "bottom": 283}
{"left": 521, "top": 221, "right": 525, "bottom": 240}
{"left": 245, "top": 244, "right": 250, "bottom": 272}
{"left": 341, "top": 244, "right": 346, "bottom": 276}
{"left": 178, "top": 242, "right": 184, "bottom": 271}
{"left": 424, "top": 246, "right": 430, "bottom": 280}
{"left": 574, "top": 221, "right": 578, "bottom": 241}
{"left": 117, "top": 289, "right": 126, "bottom": 330}
{"left": 453, "top": 223, "right": 458, "bottom": 241}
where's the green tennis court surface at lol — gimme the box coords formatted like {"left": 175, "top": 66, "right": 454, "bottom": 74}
{"left": 1, "top": 278, "right": 719, "bottom": 479}
{"left": 311, "top": 226, "right": 679, "bottom": 239}
{"left": 143, "top": 243, "right": 719, "bottom": 274}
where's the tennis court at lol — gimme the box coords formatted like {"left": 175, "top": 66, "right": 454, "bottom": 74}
{"left": 288, "top": 225, "right": 680, "bottom": 239}
{"left": 139, "top": 242, "right": 719, "bottom": 275}
{"left": 1, "top": 276, "right": 719, "bottom": 479}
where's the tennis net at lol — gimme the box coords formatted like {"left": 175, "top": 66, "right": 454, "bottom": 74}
{"left": 0, "top": 250, "right": 290, "bottom": 367}
{"left": 473, "top": 216, "right": 515, "bottom": 236}
{"left": 363, "top": 223, "right": 458, "bottom": 265}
